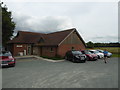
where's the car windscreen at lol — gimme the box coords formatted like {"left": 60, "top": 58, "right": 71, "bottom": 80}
{"left": 98, "top": 50, "right": 104, "bottom": 53}
{"left": 1, "top": 51, "right": 12, "bottom": 56}
{"left": 72, "top": 51, "right": 82, "bottom": 55}
{"left": 94, "top": 51, "right": 99, "bottom": 53}
{"left": 85, "top": 51, "right": 92, "bottom": 54}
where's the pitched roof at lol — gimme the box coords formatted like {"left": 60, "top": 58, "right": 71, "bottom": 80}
{"left": 7, "top": 31, "right": 44, "bottom": 44}
{"left": 8, "top": 28, "right": 86, "bottom": 46}
{"left": 41, "top": 29, "right": 74, "bottom": 46}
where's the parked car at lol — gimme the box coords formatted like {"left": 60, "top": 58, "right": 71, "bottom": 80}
{"left": 65, "top": 50, "right": 86, "bottom": 63}
{"left": 81, "top": 50, "right": 98, "bottom": 61}
{"left": 89, "top": 50, "right": 104, "bottom": 59}
{"left": 0, "top": 51, "right": 16, "bottom": 67}
{"left": 97, "top": 49, "right": 112, "bottom": 58}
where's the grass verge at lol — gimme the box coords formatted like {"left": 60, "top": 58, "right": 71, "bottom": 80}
{"left": 112, "top": 54, "right": 120, "bottom": 57}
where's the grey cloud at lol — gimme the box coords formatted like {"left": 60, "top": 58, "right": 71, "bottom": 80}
{"left": 91, "top": 35, "right": 118, "bottom": 42}
{"left": 13, "top": 14, "right": 74, "bottom": 34}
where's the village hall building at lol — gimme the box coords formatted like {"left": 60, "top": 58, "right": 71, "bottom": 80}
{"left": 7, "top": 28, "right": 86, "bottom": 57}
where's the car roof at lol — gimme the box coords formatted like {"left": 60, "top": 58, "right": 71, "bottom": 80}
{"left": 89, "top": 50, "right": 96, "bottom": 51}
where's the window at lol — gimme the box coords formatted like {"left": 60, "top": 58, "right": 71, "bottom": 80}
{"left": 50, "top": 47, "right": 53, "bottom": 52}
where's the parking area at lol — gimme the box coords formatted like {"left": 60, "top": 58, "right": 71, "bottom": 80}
{"left": 2, "top": 57, "right": 118, "bottom": 88}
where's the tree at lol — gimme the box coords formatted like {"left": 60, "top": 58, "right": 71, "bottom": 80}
{"left": 0, "top": 3, "right": 2, "bottom": 47}
{"left": 86, "top": 41, "right": 94, "bottom": 48}
{"left": 1, "top": 2, "right": 15, "bottom": 47}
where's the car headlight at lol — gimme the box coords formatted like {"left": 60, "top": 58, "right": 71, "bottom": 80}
{"left": 10, "top": 59, "right": 14, "bottom": 62}
{"left": 75, "top": 56, "right": 79, "bottom": 58}
{"left": 9, "top": 56, "right": 13, "bottom": 59}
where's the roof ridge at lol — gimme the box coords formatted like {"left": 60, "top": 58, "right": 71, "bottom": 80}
{"left": 18, "top": 31, "right": 44, "bottom": 34}
{"left": 18, "top": 28, "right": 76, "bottom": 35}
{"left": 47, "top": 28, "right": 76, "bottom": 34}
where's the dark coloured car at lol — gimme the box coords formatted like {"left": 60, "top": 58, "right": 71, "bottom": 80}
{"left": 0, "top": 51, "right": 16, "bottom": 67}
{"left": 81, "top": 50, "right": 98, "bottom": 61}
{"left": 65, "top": 50, "right": 86, "bottom": 63}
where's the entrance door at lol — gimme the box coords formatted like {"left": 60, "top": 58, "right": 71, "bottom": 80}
{"left": 39, "top": 47, "right": 42, "bottom": 56}
{"left": 27, "top": 45, "right": 31, "bottom": 55}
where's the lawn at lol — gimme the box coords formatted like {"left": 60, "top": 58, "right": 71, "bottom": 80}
{"left": 112, "top": 54, "right": 120, "bottom": 57}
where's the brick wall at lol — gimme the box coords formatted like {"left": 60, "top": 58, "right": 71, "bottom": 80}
{"left": 13, "top": 44, "right": 28, "bottom": 56}
{"left": 57, "top": 44, "right": 85, "bottom": 57}
{"left": 33, "top": 46, "right": 40, "bottom": 56}
{"left": 41, "top": 46, "right": 57, "bottom": 57}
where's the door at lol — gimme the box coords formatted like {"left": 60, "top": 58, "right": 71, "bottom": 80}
{"left": 39, "top": 47, "right": 42, "bottom": 56}
{"left": 27, "top": 45, "right": 31, "bottom": 55}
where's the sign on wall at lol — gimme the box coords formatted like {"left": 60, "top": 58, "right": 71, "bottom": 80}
{"left": 16, "top": 45, "right": 23, "bottom": 47}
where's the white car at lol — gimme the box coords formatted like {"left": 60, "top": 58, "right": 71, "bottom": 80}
{"left": 97, "top": 49, "right": 112, "bottom": 58}
{"left": 89, "top": 50, "right": 104, "bottom": 59}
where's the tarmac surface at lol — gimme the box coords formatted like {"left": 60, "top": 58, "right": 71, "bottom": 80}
{"left": 2, "top": 57, "right": 118, "bottom": 88}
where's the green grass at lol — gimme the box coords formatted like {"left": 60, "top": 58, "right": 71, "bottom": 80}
{"left": 112, "top": 54, "right": 120, "bottom": 57}
{"left": 41, "top": 56, "right": 64, "bottom": 60}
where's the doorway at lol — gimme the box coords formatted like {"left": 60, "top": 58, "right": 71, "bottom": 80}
{"left": 27, "top": 45, "right": 31, "bottom": 55}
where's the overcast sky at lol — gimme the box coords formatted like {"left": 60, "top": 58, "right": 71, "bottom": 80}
{"left": 2, "top": 0, "right": 119, "bottom": 43}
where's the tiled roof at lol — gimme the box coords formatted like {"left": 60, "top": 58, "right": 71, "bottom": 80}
{"left": 7, "top": 28, "right": 86, "bottom": 46}
{"left": 7, "top": 31, "right": 44, "bottom": 44}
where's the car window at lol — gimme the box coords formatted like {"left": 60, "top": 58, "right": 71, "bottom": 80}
{"left": 1, "top": 51, "right": 12, "bottom": 56}
{"left": 81, "top": 51, "right": 85, "bottom": 54}
{"left": 85, "top": 51, "right": 92, "bottom": 54}
{"left": 99, "top": 50, "right": 104, "bottom": 53}
{"left": 72, "top": 51, "right": 82, "bottom": 55}
{"left": 90, "top": 51, "right": 93, "bottom": 53}
{"left": 94, "top": 51, "right": 99, "bottom": 53}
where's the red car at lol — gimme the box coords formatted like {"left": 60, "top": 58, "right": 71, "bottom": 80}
{"left": 81, "top": 50, "right": 98, "bottom": 61}
{"left": 0, "top": 51, "right": 16, "bottom": 67}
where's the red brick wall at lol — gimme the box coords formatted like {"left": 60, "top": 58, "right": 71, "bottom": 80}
{"left": 57, "top": 44, "right": 85, "bottom": 57}
{"left": 13, "top": 44, "right": 28, "bottom": 56}
{"left": 41, "top": 46, "right": 57, "bottom": 57}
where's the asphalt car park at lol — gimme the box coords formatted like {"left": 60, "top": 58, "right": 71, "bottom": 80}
{"left": 2, "top": 57, "right": 118, "bottom": 88}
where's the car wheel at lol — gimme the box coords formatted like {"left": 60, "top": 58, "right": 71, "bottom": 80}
{"left": 98, "top": 55, "right": 100, "bottom": 59}
{"left": 10, "top": 63, "right": 15, "bottom": 67}
{"left": 83, "top": 60, "right": 86, "bottom": 63}
{"left": 86, "top": 57, "right": 89, "bottom": 61}
{"left": 72, "top": 59, "right": 76, "bottom": 63}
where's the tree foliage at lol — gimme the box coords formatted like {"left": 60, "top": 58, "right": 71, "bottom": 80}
{"left": 1, "top": 2, "right": 15, "bottom": 47}
{"left": 86, "top": 41, "right": 94, "bottom": 48}
{"left": 86, "top": 41, "right": 120, "bottom": 48}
